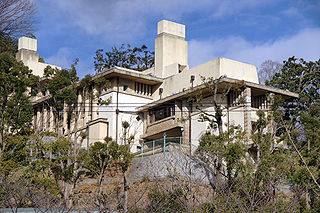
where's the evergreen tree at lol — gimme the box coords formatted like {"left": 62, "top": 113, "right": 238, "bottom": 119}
{"left": 267, "top": 57, "right": 320, "bottom": 210}
{"left": 94, "top": 44, "right": 154, "bottom": 73}
{"left": 42, "top": 63, "right": 79, "bottom": 138}
{"left": 0, "top": 52, "right": 39, "bottom": 156}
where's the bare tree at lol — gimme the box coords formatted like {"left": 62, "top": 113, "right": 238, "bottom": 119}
{"left": 195, "top": 76, "right": 245, "bottom": 135}
{"left": 0, "top": 0, "right": 36, "bottom": 38}
{"left": 258, "top": 60, "right": 282, "bottom": 85}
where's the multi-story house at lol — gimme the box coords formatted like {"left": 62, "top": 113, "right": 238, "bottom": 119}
{"left": 17, "top": 20, "right": 298, "bottom": 152}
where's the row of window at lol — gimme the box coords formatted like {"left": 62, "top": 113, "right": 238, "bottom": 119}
{"left": 149, "top": 103, "right": 175, "bottom": 123}
{"left": 135, "top": 82, "right": 152, "bottom": 96}
{"left": 33, "top": 100, "right": 94, "bottom": 131}
{"left": 228, "top": 91, "right": 268, "bottom": 109}
{"left": 146, "top": 93, "right": 269, "bottom": 124}
{"left": 251, "top": 95, "right": 268, "bottom": 109}
{"left": 34, "top": 106, "right": 53, "bottom": 130}
{"left": 227, "top": 90, "right": 242, "bottom": 106}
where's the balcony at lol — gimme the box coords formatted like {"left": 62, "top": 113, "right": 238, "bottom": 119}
{"left": 141, "top": 115, "right": 183, "bottom": 139}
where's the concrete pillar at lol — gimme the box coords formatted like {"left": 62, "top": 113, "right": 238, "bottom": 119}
{"left": 36, "top": 107, "right": 41, "bottom": 131}
{"left": 40, "top": 106, "right": 44, "bottom": 131}
{"left": 49, "top": 106, "right": 54, "bottom": 132}
{"left": 92, "top": 101, "right": 99, "bottom": 121}
{"left": 243, "top": 88, "right": 252, "bottom": 139}
{"left": 143, "top": 112, "right": 148, "bottom": 134}
{"left": 84, "top": 98, "right": 89, "bottom": 125}
{"left": 174, "top": 100, "right": 182, "bottom": 120}
{"left": 80, "top": 93, "right": 86, "bottom": 128}
{"left": 92, "top": 88, "right": 98, "bottom": 121}
{"left": 78, "top": 92, "right": 84, "bottom": 128}
{"left": 51, "top": 107, "right": 56, "bottom": 133}
{"left": 43, "top": 106, "right": 48, "bottom": 131}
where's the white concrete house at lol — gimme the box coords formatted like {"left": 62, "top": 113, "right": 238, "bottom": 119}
{"left": 20, "top": 20, "right": 298, "bottom": 153}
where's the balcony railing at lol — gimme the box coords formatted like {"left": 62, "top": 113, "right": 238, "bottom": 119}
{"left": 134, "top": 137, "right": 197, "bottom": 158}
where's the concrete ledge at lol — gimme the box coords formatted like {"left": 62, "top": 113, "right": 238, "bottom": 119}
{"left": 137, "top": 77, "right": 299, "bottom": 111}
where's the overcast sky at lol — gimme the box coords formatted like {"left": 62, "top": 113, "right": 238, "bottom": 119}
{"left": 33, "top": 0, "right": 320, "bottom": 78}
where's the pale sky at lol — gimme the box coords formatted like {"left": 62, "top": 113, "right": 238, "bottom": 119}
{"left": 33, "top": 0, "right": 320, "bottom": 77}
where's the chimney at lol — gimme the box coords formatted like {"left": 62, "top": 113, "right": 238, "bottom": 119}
{"left": 155, "top": 20, "right": 188, "bottom": 78}
{"left": 16, "top": 37, "right": 39, "bottom": 63}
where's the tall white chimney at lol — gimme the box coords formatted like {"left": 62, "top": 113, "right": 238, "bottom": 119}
{"left": 16, "top": 37, "right": 61, "bottom": 77}
{"left": 16, "top": 37, "right": 39, "bottom": 63}
{"left": 154, "top": 20, "right": 188, "bottom": 78}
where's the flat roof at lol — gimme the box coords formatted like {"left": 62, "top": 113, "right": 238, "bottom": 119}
{"left": 93, "top": 67, "right": 163, "bottom": 85}
{"left": 137, "top": 77, "right": 299, "bottom": 111}
{"left": 32, "top": 66, "right": 163, "bottom": 106}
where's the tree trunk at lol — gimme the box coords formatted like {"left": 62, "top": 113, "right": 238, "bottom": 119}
{"left": 56, "top": 113, "right": 60, "bottom": 139}
{"left": 98, "top": 173, "right": 104, "bottom": 197}
{"left": 64, "top": 182, "right": 73, "bottom": 209}
{"left": 123, "top": 170, "right": 128, "bottom": 213}
{"left": 0, "top": 130, "right": 3, "bottom": 157}
{"left": 123, "top": 129, "right": 127, "bottom": 145}
{"left": 97, "top": 168, "right": 106, "bottom": 210}
{"left": 306, "top": 189, "right": 310, "bottom": 209}
{"left": 0, "top": 110, "right": 4, "bottom": 155}
{"left": 217, "top": 121, "right": 223, "bottom": 136}
{"left": 214, "top": 105, "right": 223, "bottom": 135}
{"left": 73, "top": 110, "right": 80, "bottom": 190}
{"left": 64, "top": 152, "right": 74, "bottom": 209}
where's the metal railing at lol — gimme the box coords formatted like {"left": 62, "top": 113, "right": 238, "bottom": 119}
{"left": 134, "top": 136, "right": 197, "bottom": 158}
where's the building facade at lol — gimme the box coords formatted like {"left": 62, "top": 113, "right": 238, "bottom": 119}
{"left": 17, "top": 20, "right": 298, "bottom": 152}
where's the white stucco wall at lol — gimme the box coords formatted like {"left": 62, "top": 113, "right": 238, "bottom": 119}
{"left": 24, "top": 61, "right": 61, "bottom": 77}
{"left": 154, "top": 57, "right": 259, "bottom": 100}
{"left": 99, "top": 91, "right": 152, "bottom": 152}
{"left": 88, "top": 122, "right": 108, "bottom": 144}
{"left": 190, "top": 113, "right": 207, "bottom": 147}
{"left": 189, "top": 95, "right": 246, "bottom": 147}
{"left": 219, "top": 58, "right": 258, "bottom": 84}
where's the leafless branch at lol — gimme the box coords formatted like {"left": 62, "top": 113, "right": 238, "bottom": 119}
{"left": 0, "top": 0, "right": 37, "bottom": 38}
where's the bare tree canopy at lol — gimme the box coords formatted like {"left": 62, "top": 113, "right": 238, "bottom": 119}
{"left": 0, "top": 0, "right": 36, "bottom": 38}
{"left": 258, "top": 60, "right": 282, "bottom": 85}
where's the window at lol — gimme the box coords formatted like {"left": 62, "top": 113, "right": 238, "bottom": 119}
{"left": 228, "top": 90, "right": 241, "bottom": 106}
{"left": 149, "top": 102, "right": 175, "bottom": 123}
{"left": 134, "top": 81, "right": 152, "bottom": 96}
{"left": 67, "top": 114, "right": 71, "bottom": 130}
{"left": 147, "top": 85, "right": 150, "bottom": 95}
{"left": 252, "top": 95, "right": 268, "bottom": 109}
